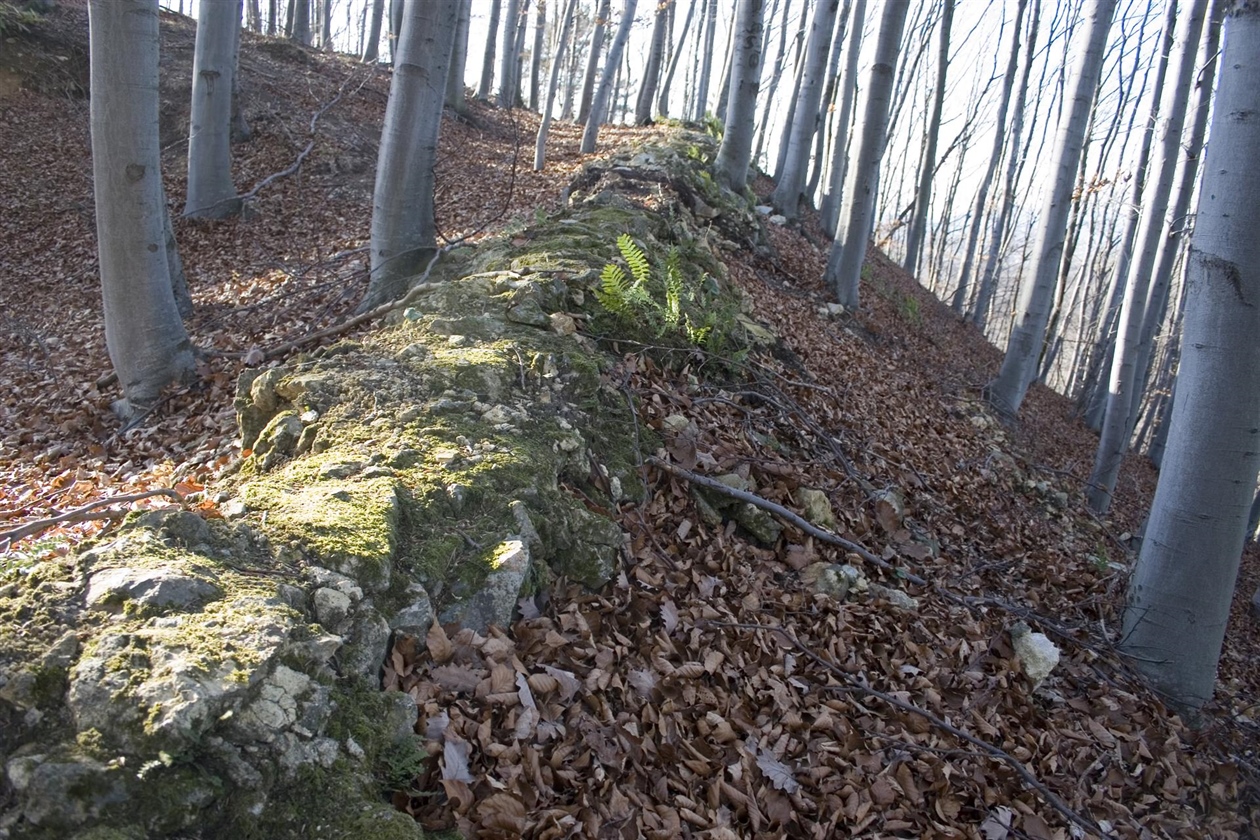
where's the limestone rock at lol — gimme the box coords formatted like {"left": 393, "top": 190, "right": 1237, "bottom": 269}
{"left": 1011, "top": 621, "right": 1061, "bottom": 688}
{"left": 799, "top": 488, "right": 837, "bottom": 531}
{"left": 86, "top": 567, "right": 221, "bottom": 612}
{"left": 391, "top": 589, "right": 434, "bottom": 637}
{"left": 866, "top": 583, "right": 919, "bottom": 611}
{"left": 312, "top": 587, "right": 351, "bottom": 629}
{"left": 440, "top": 539, "right": 531, "bottom": 632}
{"left": 734, "top": 502, "right": 782, "bottom": 546}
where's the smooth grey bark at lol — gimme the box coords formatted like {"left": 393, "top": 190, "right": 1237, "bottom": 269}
{"left": 971, "top": 0, "right": 1040, "bottom": 331}
{"left": 805, "top": 0, "right": 852, "bottom": 202}
{"left": 771, "top": 0, "right": 840, "bottom": 219}
{"left": 950, "top": 0, "right": 1026, "bottom": 313}
{"left": 498, "top": 0, "right": 523, "bottom": 106}
{"left": 511, "top": 0, "right": 532, "bottom": 106}
{"left": 88, "top": 0, "right": 195, "bottom": 415}
{"left": 1119, "top": 3, "right": 1260, "bottom": 712}
{"left": 823, "top": 0, "right": 908, "bottom": 310}
{"left": 580, "top": 0, "right": 636, "bottom": 153}
{"left": 184, "top": 0, "right": 240, "bottom": 219}
{"left": 713, "top": 0, "right": 766, "bottom": 191}
{"left": 577, "top": 0, "right": 610, "bottom": 123}
{"left": 634, "top": 0, "right": 670, "bottom": 124}
{"left": 819, "top": 0, "right": 866, "bottom": 234}
{"left": 291, "top": 0, "right": 310, "bottom": 45}
{"left": 771, "top": 6, "right": 810, "bottom": 183}
{"left": 362, "top": 0, "right": 386, "bottom": 62}
{"left": 986, "top": 0, "right": 1117, "bottom": 417}
{"left": 477, "top": 0, "right": 502, "bottom": 99}
{"left": 362, "top": 0, "right": 459, "bottom": 311}
{"left": 902, "top": 0, "right": 953, "bottom": 275}
{"left": 1126, "top": 0, "right": 1222, "bottom": 436}
{"left": 529, "top": 0, "right": 546, "bottom": 110}
{"left": 693, "top": 0, "right": 717, "bottom": 119}
{"left": 1087, "top": 0, "right": 1208, "bottom": 514}
{"left": 751, "top": 0, "right": 791, "bottom": 167}
{"left": 161, "top": 194, "right": 193, "bottom": 319}
{"left": 657, "top": 0, "right": 696, "bottom": 116}
{"left": 446, "top": 0, "right": 472, "bottom": 114}
{"left": 534, "top": 0, "right": 579, "bottom": 169}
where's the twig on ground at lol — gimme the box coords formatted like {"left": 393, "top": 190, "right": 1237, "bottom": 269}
{"left": 648, "top": 456, "right": 924, "bottom": 585}
{"left": 709, "top": 619, "right": 1109, "bottom": 839}
{"left": 0, "top": 489, "right": 185, "bottom": 551}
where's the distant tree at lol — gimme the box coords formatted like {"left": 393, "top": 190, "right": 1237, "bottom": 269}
{"left": 692, "top": 0, "right": 717, "bottom": 119}
{"left": 771, "top": 0, "right": 840, "bottom": 220}
{"left": 656, "top": 0, "right": 696, "bottom": 117}
{"left": 361, "top": 0, "right": 459, "bottom": 311}
{"left": 291, "top": 0, "right": 310, "bottom": 45}
{"left": 446, "top": 0, "right": 472, "bottom": 114}
{"left": 823, "top": 0, "right": 909, "bottom": 309}
{"left": 184, "top": 0, "right": 241, "bottom": 219}
{"left": 362, "top": 0, "right": 386, "bottom": 62}
{"left": 88, "top": 0, "right": 195, "bottom": 416}
{"left": 901, "top": 0, "right": 953, "bottom": 275}
{"left": 1119, "top": 1, "right": 1260, "bottom": 713}
{"left": 529, "top": 0, "right": 546, "bottom": 110}
{"left": 1087, "top": 0, "right": 1209, "bottom": 514}
{"left": 986, "top": 0, "right": 1117, "bottom": 417}
{"left": 477, "top": 0, "right": 502, "bottom": 100}
{"left": 580, "top": 0, "right": 636, "bottom": 153}
{"left": 713, "top": 0, "right": 766, "bottom": 191}
{"left": 577, "top": 0, "right": 611, "bottom": 123}
{"left": 498, "top": 0, "right": 523, "bottom": 106}
{"left": 818, "top": 0, "right": 866, "bottom": 233}
{"left": 634, "top": 0, "right": 669, "bottom": 125}
{"left": 535, "top": 0, "right": 579, "bottom": 169}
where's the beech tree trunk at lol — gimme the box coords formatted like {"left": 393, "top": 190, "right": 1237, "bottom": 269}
{"left": 291, "top": 0, "right": 310, "bottom": 45}
{"left": 529, "top": 0, "right": 546, "bottom": 110}
{"left": 577, "top": 0, "right": 610, "bottom": 123}
{"left": 987, "top": 0, "right": 1117, "bottom": 417}
{"left": 819, "top": 0, "right": 866, "bottom": 234}
{"left": 693, "top": 0, "right": 717, "bottom": 119}
{"left": 534, "top": 0, "right": 579, "bottom": 169}
{"left": 634, "top": 0, "right": 669, "bottom": 125}
{"left": 477, "top": 0, "right": 502, "bottom": 100}
{"left": 713, "top": 0, "right": 766, "bottom": 191}
{"left": 823, "top": 0, "right": 909, "bottom": 309}
{"left": 1120, "top": 2, "right": 1260, "bottom": 713}
{"left": 362, "top": 0, "right": 459, "bottom": 311}
{"left": 498, "top": 0, "right": 522, "bottom": 107}
{"left": 185, "top": 0, "right": 240, "bottom": 219}
{"left": 950, "top": 0, "right": 1026, "bottom": 313}
{"left": 771, "top": 0, "right": 840, "bottom": 220}
{"left": 446, "top": 0, "right": 471, "bottom": 114}
{"left": 657, "top": 0, "right": 696, "bottom": 117}
{"left": 1087, "top": 0, "right": 1208, "bottom": 513}
{"left": 88, "top": 0, "right": 195, "bottom": 416}
{"left": 362, "top": 0, "right": 385, "bottom": 62}
{"left": 902, "top": 0, "right": 953, "bottom": 275}
{"left": 580, "top": 0, "right": 636, "bottom": 153}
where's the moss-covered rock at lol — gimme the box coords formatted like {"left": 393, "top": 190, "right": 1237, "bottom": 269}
{"left": 0, "top": 127, "right": 781, "bottom": 837}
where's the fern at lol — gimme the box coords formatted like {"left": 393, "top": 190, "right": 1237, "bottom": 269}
{"left": 595, "top": 262, "right": 631, "bottom": 316}
{"left": 618, "top": 234, "right": 652, "bottom": 288}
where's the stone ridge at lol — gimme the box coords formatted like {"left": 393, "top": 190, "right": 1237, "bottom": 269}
{"left": 0, "top": 128, "right": 773, "bottom": 839}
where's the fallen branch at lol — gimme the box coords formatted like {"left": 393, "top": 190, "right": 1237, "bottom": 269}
{"left": 710, "top": 619, "right": 1109, "bottom": 839}
{"left": 261, "top": 246, "right": 449, "bottom": 360}
{"left": 0, "top": 489, "right": 185, "bottom": 551}
{"left": 648, "top": 456, "right": 925, "bottom": 585}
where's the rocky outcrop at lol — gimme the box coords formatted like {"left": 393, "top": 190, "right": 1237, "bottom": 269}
{"left": 0, "top": 131, "right": 770, "bottom": 838}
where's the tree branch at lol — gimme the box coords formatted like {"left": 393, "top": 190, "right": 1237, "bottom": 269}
{"left": 648, "top": 456, "right": 925, "bottom": 585}
{"left": 0, "top": 489, "right": 185, "bottom": 550}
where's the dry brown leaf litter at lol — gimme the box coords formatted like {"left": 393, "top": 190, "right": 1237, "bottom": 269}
{"left": 0, "top": 4, "right": 1256, "bottom": 838}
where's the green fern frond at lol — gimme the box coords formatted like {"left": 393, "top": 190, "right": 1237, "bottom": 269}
{"left": 617, "top": 234, "right": 652, "bottom": 288}
{"left": 595, "top": 262, "right": 630, "bottom": 315}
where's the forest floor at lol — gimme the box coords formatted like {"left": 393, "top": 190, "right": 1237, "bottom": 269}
{"left": 0, "top": 3, "right": 1257, "bottom": 838}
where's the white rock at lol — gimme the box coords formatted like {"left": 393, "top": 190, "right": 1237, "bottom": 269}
{"left": 1011, "top": 622, "right": 1060, "bottom": 687}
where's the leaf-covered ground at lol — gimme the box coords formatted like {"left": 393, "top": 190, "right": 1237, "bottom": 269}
{"left": 0, "top": 4, "right": 1256, "bottom": 838}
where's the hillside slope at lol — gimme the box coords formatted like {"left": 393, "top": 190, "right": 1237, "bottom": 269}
{"left": 0, "top": 4, "right": 1256, "bottom": 838}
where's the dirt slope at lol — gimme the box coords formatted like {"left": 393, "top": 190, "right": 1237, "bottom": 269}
{"left": 0, "top": 3, "right": 1256, "bottom": 838}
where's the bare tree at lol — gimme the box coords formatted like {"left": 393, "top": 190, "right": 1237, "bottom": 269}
{"left": 657, "top": 0, "right": 696, "bottom": 116}
{"left": 88, "top": 0, "right": 195, "bottom": 416}
{"left": 987, "top": 0, "right": 1117, "bottom": 417}
{"left": 580, "top": 0, "right": 637, "bottom": 153}
{"left": 184, "top": 0, "right": 241, "bottom": 220}
{"left": 823, "top": 0, "right": 909, "bottom": 309}
{"left": 362, "top": 0, "right": 386, "bottom": 62}
{"left": 819, "top": 0, "right": 867, "bottom": 234}
{"left": 1088, "top": 0, "right": 1209, "bottom": 513}
{"left": 693, "top": 0, "right": 717, "bottom": 118}
{"left": 362, "top": 0, "right": 459, "bottom": 310}
{"left": 530, "top": 0, "right": 547, "bottom": 109}
{"left": 446, "top": 0, "right": 472, "bottom": 114}
{"left": 535, "top": 0, "right": 580, "bottom": 169}
{"left": 902, "top": 0, "right": 954, "bottom": 275}
{"left": 1119, "top": 2, "right": 1260, "bottom": 713}
{"left": 771, "top": 0, "right": 840, "bottom": 220}
{"left": 477, "top": 0, "right": 502, "bottom": 100}
{"left": 714, "top": 0, "right": 767, "bottom": 191}
{"left": 577, "top": 0, "right": 611, "bottom": 123}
